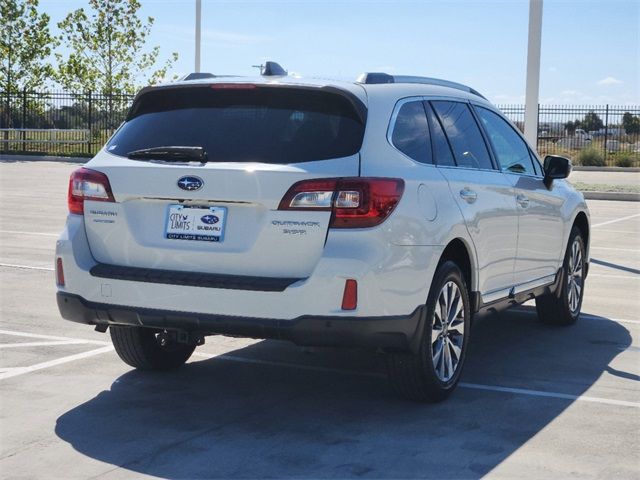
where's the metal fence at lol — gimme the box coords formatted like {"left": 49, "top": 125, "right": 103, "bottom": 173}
{"left": 1, "top": 90, "right": 133, "bottom": 156}
{"left": 1, "top": 90, "right": 639, "bottom": 165}
{"left": 498, "top": 104, "right": 640, "bottom": 166}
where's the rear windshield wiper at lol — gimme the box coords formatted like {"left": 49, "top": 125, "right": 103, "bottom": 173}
{"left": 126, "top": 146, "right": 208, "bottom": 163}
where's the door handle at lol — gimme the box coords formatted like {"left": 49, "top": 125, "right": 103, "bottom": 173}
{"left": 459, "top": 188, "right": 477, "bottom": 204}
{"left": 517, "top": 194, "right": 530, "bottom": 208}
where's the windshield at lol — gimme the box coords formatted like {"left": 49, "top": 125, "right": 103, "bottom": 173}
{"left": 106, "top": 85, "right": 366, "bottom": 164}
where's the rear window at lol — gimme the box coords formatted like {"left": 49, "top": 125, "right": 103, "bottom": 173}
{"left": 106, "top": 86, "right": 366, "bottom": 163}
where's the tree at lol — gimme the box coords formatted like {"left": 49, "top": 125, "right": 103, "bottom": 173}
{"left": 622, "top": 112, "right": 640, "bottom": 135}
{"left": 564, "top": 120, "right": 579, "bottom": 136}
{"left": 580, "top": 111, "right": 604, "bottom": 132}
{"left": 0, "top": 0, "right": 55, "bottom": 94}
{"left": 55, "top": 0, "right": 178, "bottom": 96}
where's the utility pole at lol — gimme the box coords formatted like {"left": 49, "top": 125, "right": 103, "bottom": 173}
{"left": 524, "top": 0, "right": 543, "bottom": 149}
{"left": 195, "top": 0, "right": 202, "bottom": 73}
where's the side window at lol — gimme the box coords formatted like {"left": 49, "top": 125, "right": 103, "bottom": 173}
{"left": 391, "top": 101, "right": 432, "bottom": 164}
{"left": 475, "top": 106, "right": 537, "bottom": 175}
{"left": 529, "top": 149, "right": 544, "bottom": 176}
{"left": 431, "top": 101, "right": 494, "bottom": 170}
{"left": 424, "top": 102, "right": 456, "bottom": 167}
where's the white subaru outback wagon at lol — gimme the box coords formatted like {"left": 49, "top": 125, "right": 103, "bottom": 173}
{"left": 56, "top": 67, "right": 590, "bottom": 402}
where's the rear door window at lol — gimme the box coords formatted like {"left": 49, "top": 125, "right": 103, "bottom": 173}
{"left": 424, "top": 102, "right": 456, "bottom": 167}
{"left": 390, "top": 100, "right": 432, "bottom": 164}
{"left": 431, "top": 101, "right": 494, "bottom": 170}
{"left": 107, "top": 86, "right": 366, "bottom": 164}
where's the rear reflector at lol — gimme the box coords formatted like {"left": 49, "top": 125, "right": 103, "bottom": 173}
{"left": 55, "top": 258, "right": 65, "bottom": 286}
{"left": 68, "top": 167, "right": 115, "bottom": 215}
{"left": 278, "top": 177, "right": 404, "bottom": 228}
{"left": 341, "top": 279, "right": 358, "bottom": 310}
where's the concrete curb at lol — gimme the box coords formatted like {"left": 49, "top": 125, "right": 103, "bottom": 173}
{"left": 582, "top": 191, "right": 640, "bottom": 202}
{"left": 573, "top": 166, "right": 640, "bottom": 172}
{"left": 0, "top": 154, "right": 87, "bottom": 164}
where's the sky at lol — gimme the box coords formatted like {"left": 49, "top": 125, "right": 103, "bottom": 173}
{"left": 39, "top": 0, "right": 639, "bottom": 105}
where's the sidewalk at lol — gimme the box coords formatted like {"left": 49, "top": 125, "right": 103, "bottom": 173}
{"left": 570, "top": 169, "right": 640, "bottom": 186}
{"left": 568, "top": 169, "right": 640, "bottom": 201}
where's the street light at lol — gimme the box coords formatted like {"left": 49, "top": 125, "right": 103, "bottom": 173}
{"left": 195, "top": 0, "right": 202, "bottom": 73}
{"left": 524, "top": 0, "right": 543, "bottom": 149}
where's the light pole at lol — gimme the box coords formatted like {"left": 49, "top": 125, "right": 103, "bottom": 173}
{"left": 524, "top": 0, "right": 543, "bottom": 149}
{"left": 195, "top": 0, "right": 202, "bottom": 73}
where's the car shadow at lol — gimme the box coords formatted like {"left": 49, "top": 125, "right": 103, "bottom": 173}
{"left": 55, "top": 307, "right": 631, "bottom": 479}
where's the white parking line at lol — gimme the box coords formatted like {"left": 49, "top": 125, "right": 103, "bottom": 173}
{"left": 581, "top": 315, "right": 640, "bottom": 326}
{"left": 458, "top": 383, "right": 640, "bottom": 408}
{"left": 2, "top": 329, "right": 637, "bottom": 406}
{"left": 0, "top": 329, "right": 109, "bottom": 345}
{"left": 511, "top": 308, "right": 639, "bottom": 326}
{"left": 588, "top": 273, "right": 639, "bottom": 280}
{"left": 592, "top": 229, "right": 639, "bottom": 234}
{"left": 192, "top": 352, "right": 640, "bottom": 408}
{"left": 590, "top": 246, "right": 640, "bottom": 253}
{"left": 0, "top": 345, "right": 113, "bottom": 380}
{"left": 0, "top": 340, "right": 89, "bottom": 349}
{"left": 592, "top": 213, "right": 640, "bottom": 228}
{"left": 0, "top": 230, "right": 58, "bottom": 237}
{"left": 0, "top": 263, "right": 54, "bottom": 271}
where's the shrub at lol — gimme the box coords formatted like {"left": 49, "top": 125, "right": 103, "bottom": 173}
{"left": 614, "top": 153, "right": 638, "bottom": 167}
{"left": 577, "top": 148, "right": 605, "bottom": 167}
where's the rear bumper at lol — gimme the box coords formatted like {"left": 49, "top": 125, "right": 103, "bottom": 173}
{"left": 55, "top": 214, "right": 441, "bottom": 320}
{"left": 57, "top": 292, "right": 425, "bottom": 351}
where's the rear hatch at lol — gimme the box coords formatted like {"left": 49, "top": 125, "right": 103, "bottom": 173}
{"left": 82, "top": 83, "right": 366, "bottom": 279}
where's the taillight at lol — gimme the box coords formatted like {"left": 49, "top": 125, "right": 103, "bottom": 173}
{"left": 278, "top": 177, "right": 404, "bottom": 228}
{"left": 68, "top": 167, "right": 115, "bottom": 215}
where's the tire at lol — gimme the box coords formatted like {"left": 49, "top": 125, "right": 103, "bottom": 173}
{"left": 110, "top": 326, "right": 195, "bottom": 370}
{"left": 536, "top": 227, "right": 586, "bottom": 326}
{"left": 386, "top": 261, "right": 471, "bottom": 402}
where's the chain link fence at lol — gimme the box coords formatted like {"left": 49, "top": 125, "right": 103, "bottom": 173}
{"left": 1, "top": 90, "right": 639, "bottom": 166}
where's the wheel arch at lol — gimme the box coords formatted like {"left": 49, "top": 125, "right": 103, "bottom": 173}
{"left": 438, "top": 238, "right": 476, "bottom": 294}
{"left": 572, "top": 210, "right": 590, "bottom": 255}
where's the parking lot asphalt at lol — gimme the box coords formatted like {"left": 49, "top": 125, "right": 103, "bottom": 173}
{"left": 1, "top": 160, "right": 639, "bottom": 479}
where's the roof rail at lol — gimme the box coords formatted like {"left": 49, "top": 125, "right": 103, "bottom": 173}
{"left": 179, "top": 72, "right": 217, "bottom": 81}
{"left": 356, "top": 72, "right": 486, "bottom": 100}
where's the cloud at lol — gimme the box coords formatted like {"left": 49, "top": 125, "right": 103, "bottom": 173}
{"left": 597, "top": 76, "right": 623, "bottom": 86}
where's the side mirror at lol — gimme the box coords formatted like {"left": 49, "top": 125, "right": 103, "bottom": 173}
{"left": 543, "top": 155, "right": 572, "bottom": 187}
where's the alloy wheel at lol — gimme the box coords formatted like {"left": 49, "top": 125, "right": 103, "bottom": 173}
{"left": 431, "top": 281, "right": 465, "bottom": 382}
{"left": 567, "top": 239, "right": 584, "bottom": 314}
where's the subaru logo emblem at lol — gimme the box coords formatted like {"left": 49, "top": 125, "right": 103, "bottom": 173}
{"left": 201, "top": 215, "right": 219, "bottom": 225}
{"left": 177, "top": 176, "right": 203, "bottom": 191}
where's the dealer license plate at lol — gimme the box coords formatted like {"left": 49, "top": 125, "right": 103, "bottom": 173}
{"left": 165, "top": 205, "right": 227, "bottom": 242}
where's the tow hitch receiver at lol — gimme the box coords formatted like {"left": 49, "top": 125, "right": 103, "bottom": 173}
{"left": 158, "top": 330, "right": 205, "bottom": 346}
